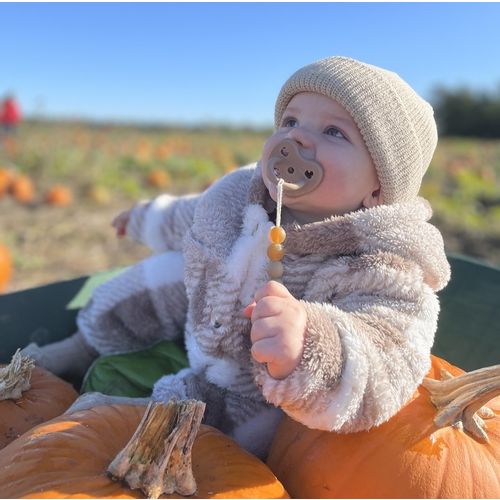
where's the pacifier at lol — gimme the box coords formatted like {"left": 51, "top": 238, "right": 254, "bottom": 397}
{"left": 264, "top": 139, "right": 324, "bottom": 198}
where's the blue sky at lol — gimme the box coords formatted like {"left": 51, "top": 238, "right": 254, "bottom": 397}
{"left": 2, "top": 2, "right": 500, "bottom": 126}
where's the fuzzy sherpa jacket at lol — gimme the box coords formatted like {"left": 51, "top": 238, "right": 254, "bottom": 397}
{"left": 77, "top": 163, "right": 450, "bottom": 457}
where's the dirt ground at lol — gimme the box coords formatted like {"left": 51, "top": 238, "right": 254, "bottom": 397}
{"left": 2, "top": 195, "right": 499, "bottom": 294}
{"left": 2, "top": 197, "right": 151, "bottom": 293}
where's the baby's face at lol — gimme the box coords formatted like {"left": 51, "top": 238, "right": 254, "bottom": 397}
{"left": 260, "top": 92, "right": 381, "bottom": 223}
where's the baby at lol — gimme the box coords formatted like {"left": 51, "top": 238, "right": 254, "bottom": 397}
{"left": 24, "top": 56, "right": 450, "bottom": 458}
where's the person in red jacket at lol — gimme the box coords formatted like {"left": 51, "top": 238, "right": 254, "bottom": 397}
{"left": 1, "top": 94, "right": 22, "bottom": 135}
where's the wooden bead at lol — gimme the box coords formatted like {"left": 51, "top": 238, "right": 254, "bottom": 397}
{"left": 268, "top": 260, "right": 284, "bottom": 279}
{"left": 267, "top": 244, "right": 285, "bottom": 261}
{"left": 269, "top": 226, "right": 286, "bottom": 244}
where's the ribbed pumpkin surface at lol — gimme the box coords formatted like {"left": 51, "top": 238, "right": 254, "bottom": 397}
{"left": 0, "top": 404, "right": 289, "bottom": 499}
{"left": 267, "top": 356, "right": 500, "bottom": 498}
{"left": 0, "top": 243, "right": 12, "bottom": 292}
{"left": 0, "top": 366, "right": 78, "bottom": 450}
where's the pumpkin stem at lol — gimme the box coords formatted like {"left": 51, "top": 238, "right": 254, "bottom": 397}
{"left": 107, "top": 399, "right": 206, "bottom": 498}
{"left": 422, "top": 364, "right": 500, "bottom": 443}
{"left": 0, "top": 349, "right": 35, "bottom": 401}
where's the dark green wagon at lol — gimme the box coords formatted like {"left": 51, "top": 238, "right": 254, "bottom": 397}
{"left": 0, "top": 253, "right": 499, "bottom": 392}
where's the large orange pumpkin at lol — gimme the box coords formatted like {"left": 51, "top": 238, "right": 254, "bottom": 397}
{"left": 0, "top": 359, "right": 78, "bottom": 450}
{"left": 0, "top": 243, "right": 12, "bottom": 292}
{"left": 267, "top": 356, "right": 500, "bottom": 498}
{"left": 0, "top": 404, "right": 289, "bottom": 499}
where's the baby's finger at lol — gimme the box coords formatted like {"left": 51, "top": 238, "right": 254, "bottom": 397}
{"left": 253, "top": 280, "right": 291, "bottom": 303}
{"left": 250, "top": 337, "right": 277, "bottom": 365}
{"left": 251, "top": 295, "right": 283, "bottom": 322}
{"left": 250, "top": 316, "right": 280, "bottom": 344}
{"left": 242, "top": 302, "right": 256, "bottom": 318}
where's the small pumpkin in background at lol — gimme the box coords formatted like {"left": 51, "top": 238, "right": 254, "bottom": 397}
{"left": 0, "top": 243, "right": 12, "bottom": 293}
{"left": 147, "top": 169, "right": 171, "bottom": 189}
{"left": 0, "top": 350, "right": 78, "bottom": 450}
{"left": 267, "top": 355, "right": 500, "bottom": 499}
{"left": 0, "top": 168, "right": 14, "bottom": 198}
{"left": 0, "top": 403, "right": 289, "bottom": 499}
{"left": 9, "top": 173, "right": 35, "bottom": 204}
{"left": 45, "top": 184, "right": 73, "bottom": 207}
{"left": 86, "top": 184, "right": 111, "bottom": 205}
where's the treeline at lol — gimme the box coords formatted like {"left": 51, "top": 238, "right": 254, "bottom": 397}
{"left": 433, "top": 86, "right": 500, "bottom": 138}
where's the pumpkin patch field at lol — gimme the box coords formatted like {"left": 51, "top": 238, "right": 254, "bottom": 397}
{"left": 0, "top": 121, "right": 267, "bottom": 292}
{"left": 1, "top": 121, "right": 500, "bottom": 293}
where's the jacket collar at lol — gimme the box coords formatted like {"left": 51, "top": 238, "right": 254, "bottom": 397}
{"left": 246, "top": 163, "right": 449, "bottom": 291}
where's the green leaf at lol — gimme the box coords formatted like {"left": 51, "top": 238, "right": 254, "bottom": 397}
{"left": 81, "top": 340, "right": 189, "bottom": 397}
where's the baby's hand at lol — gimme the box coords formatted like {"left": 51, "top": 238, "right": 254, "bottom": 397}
{"left": 111, "top": 210, "right": 131, "bottom": 238}
{"left": 244, "top": 281, "right": 307, "bottom": 380}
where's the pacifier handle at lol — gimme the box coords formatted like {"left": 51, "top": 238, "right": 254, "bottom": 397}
{"left": 264, "top": 139, "right": 324, "bottom": 198}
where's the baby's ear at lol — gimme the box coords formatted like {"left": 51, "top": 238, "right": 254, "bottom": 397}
{"left": 362, "top": 186, "right": 383, "bottom": 208}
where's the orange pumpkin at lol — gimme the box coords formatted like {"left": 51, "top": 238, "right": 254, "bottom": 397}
{"left": 155, "top": 144, "right": 173, "bottom": 161}
{"left": 267, "top": 356, "right": 500, "bottom": 498}
{"left": 147, "top": 169, "right": 171, "bottom": 188}
{"left": 0, "top": 243, "right": 12, "bottom": 292}
{"left": 0, "top": 363, "right": 78, "bottom": 450}
{"left": 45, "top": 185, "right": 73, "bottom": 207}
{"left": 0, "top": 404, "right": 289, "bottom": 498}
{"left": 9, "top": 174, "right": 35, "bottom": 204}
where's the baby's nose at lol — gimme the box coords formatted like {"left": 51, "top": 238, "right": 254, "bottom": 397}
{"left": 286, "top": 126, "right": 315, "bottom": 149}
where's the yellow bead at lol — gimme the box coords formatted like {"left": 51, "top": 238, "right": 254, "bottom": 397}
{"left": 267, "top": 243, "right": 285, "bottom": 261}
{"left": 269, "top": 226, "right": 286, "bottom": 244}
{"left": 268, "top": 260, "right": 284, "bottom": 279}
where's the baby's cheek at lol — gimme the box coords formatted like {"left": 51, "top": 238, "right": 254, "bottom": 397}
{"left": 322, "top": 169, "right": 348, "bottom": 195}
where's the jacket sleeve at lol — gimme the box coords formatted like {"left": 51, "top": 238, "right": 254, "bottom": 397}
{"left": 126, "top": 193, "right": 200, "bottom": 253}
{"left": 253, "top": 255, "right": 441, "bottom": 433}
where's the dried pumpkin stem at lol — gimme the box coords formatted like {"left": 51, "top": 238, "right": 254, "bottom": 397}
{"left": 422, "top": 364, "right": 500, "bottom": 443}
{"left": 0, "top": 349, "right": 34, "bottom": 401}
{"left": 107, "top": 399, "right": 206, "bottom": 498}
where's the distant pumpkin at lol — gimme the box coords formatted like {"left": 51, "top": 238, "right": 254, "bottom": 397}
{"left": 45, "top": 185, "right": 73, "bottom": 207}
{"left": 147, "top": 169, "right": 171, "bottom": 188}
{"left": 0, "top": 168, "right": 13, "bottom": 198}
{"left": 9, "top": 174, "right": 35, "bottom": 204}
{"left": 0, "top": 243, "right": 12, "bottom": 292}
{"left": 86, "top": 185, "right": 111, "bottom": 205}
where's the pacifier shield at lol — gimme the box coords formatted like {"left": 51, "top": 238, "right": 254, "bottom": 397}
{"left": 265, "top": 139, "right": 324, "bottom": 198}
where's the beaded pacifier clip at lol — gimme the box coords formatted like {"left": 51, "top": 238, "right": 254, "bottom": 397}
{"left": 267, "top": 178, "right": 286, "bottom": 283}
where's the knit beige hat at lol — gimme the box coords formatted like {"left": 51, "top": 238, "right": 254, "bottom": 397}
{"left": 274, "top": 56, "right": 438, "bottom": 204}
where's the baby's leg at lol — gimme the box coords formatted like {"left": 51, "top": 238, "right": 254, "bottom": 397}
{"left": 22, "top": 251, "right": 187, "bottom": 379}
{"left": 65, "top": 392, "right": 150, "bottom": 414}
{"left": 152, "top": 369, "right": 283, "bottom": 459}
{"left": 78, "top": 251, "right": 187, "bottom": 354}
{"left": 225, "top": 391, "right": 283, "bottom": 460}
{"left": 21, "top": 331, "right": 98, "bottom": 380}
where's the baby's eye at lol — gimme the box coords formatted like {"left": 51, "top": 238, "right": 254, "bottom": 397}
{"left": 282, "top": 117, "right": 298, "bottom": 128}
{"left": 324, "top": 126, "right": 345, "bottom": 139}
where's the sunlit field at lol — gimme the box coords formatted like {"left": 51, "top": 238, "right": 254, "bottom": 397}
{"left": 1, "top": 120, "right": 499, "bottom": 292}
